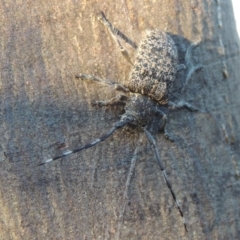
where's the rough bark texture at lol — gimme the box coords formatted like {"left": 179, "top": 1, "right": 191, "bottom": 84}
{"left": 0, "top": 0, "right": 240, "bottom": 239}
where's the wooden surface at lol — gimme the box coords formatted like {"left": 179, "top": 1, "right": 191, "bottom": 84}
{"left": 0, "top": 0, "right": 240, "bottom": 239}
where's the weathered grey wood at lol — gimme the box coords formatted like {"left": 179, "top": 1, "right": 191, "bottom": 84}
{"left": 0, "top": 0, "right": 240, "bottom": 239}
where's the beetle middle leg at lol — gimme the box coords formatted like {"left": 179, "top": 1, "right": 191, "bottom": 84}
{"left": 156, "top": 108, "right": 174, "bottom": 142}
{"left": 93, "top": 94, "right": 128, "bottom": 107}
{"left": 168, "top": 100, "right": 199, "bottom": 111}
{"left": 75, "top": 74, "right": 129, "bottom": 93}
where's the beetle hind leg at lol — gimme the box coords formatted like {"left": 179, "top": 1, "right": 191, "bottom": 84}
{"left": 181, "top": 41, "right": 203, "bottom": 92}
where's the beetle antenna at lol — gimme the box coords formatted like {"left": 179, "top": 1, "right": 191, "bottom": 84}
{"left": 39, "top": 119, "right": 130, "bottom": 166}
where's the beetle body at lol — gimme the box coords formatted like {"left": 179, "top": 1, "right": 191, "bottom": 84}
{"left": 121, "top": 31, "right": 177, "bottom": 128}
{"left": 41, "top": 12, "right": 201, "bottom": 233}
{"left": 129, "top": 31, "right": 178, "bottom": 105}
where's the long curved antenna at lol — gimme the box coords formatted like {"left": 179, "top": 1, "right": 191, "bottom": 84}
{"left": 116, "top": 142, "right": 140, "bottom": 240}
{"left": 144, "top": 128, "right": 188, "bottom": 232}
{"left": 39, "top": 120, "right": 130, "bottom": 166}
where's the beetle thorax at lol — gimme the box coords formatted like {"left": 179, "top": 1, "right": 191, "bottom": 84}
{"left": 121, "top": 93, "right": 162, "bottom": 127}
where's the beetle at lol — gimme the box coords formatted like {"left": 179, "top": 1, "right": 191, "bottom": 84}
{"left": 40, "top": 11, "right": 202, "bottom": 232}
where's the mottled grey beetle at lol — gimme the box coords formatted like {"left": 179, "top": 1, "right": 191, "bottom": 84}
{"left": 40, "top": 11, "right": 202, "bottom": 232}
